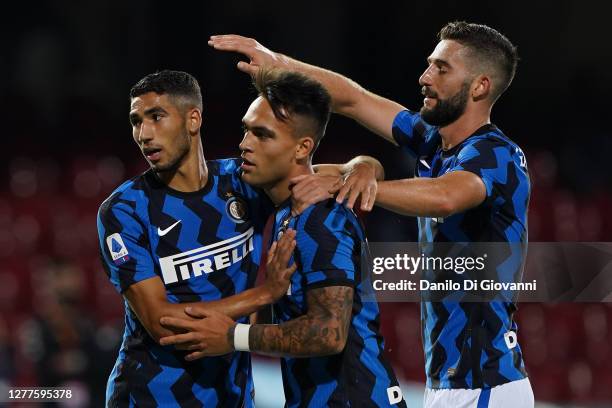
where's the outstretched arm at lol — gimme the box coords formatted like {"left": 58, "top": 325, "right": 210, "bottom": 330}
{"left": 376, "top": 170, "right": 487, "bottom": 217}
{"left": 208, "top": 35, "right": 406, "bottom": 145}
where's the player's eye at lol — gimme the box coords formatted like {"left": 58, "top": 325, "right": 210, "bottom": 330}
{"left": 242, "top": 124, "right": 248, "bottom": 134}
{"left": 254, "top": 130, "right": 269, "bottom": 139}
{"left": 152, "top": 113, "right": 162, "bottom": 122}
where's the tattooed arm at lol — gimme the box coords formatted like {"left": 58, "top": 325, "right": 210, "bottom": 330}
{"left": 249, "top": 285, "right": 354, "bottom": 357}
{"left": 159, "top": 285, "right": 354, "bottom": 359}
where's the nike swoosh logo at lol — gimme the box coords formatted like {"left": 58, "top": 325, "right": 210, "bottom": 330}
{"left": 158, "top": 220, "right": 181, "bottom": 236}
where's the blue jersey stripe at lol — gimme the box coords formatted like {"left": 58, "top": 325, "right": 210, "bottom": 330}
{"left": 393, "top": 110, "right": 529, "bottom": 389}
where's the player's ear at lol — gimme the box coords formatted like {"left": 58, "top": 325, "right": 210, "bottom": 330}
{"left": 472, "top": 74, "right": 490, "bottom": 101}
{"left": 187, "top": 108, "right": 202, "bottom": 135}
{"left": 295, "top": 137, "right": 314, "bottom": 161}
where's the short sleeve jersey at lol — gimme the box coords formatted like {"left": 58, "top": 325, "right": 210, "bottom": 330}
{"left": 97, "top": 159, "right": 270, "bottom": 407}
{"left": 392, "top": 110, "right": 530, "bottom": 389}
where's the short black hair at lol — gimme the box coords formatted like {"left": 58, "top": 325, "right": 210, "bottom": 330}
{"left": 130, "top": 70, "right": 203, "bottom": 111}
{"left": 253, "top": 68, "right": 331, "bottom": 154}
{"left": 439, "top": 21, "right": 518, "bottom": 102}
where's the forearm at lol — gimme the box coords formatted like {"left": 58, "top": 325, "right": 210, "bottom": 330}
{"left": 247, "top": 315, "right": 346, "bottom": 358}
{"left": 279, "top": 56, "right": 403, "bottom": 142}
{"left": 313, "top": 156, "right": 384, "bottom": 181}
{"left": 376, "top": 178, "right": 454, "bottom": 217}
{"left": 278, "top": 54, "right": 364, "bottom": 115}
{"left": 244, "top": 286, "right": 353, "bottom": 358}
{"left": 189, "top": 285, "right": 275, "bottom": 320}
{"left": 208, "top": 35, "right": 404, "bottom": 142}
{"left": 127, "top": 300, "right": 188, "bottom": 342}
{"left": 128, "top": 285, "right": 276, "bottom": 343}
{"left": 376, "top": 170, "right": 487, "bottom": 217}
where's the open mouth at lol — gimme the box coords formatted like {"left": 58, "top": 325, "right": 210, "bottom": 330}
{"left": 143, "top": 147, "right": 162, "bottom": 161}
{"left": 241, "top": 157, "right": 256, "bottom": 170}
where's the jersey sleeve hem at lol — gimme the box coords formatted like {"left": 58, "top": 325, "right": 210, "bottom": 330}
{"left": 391, "top": 110, "right": 411, "bottom": 147}
{"left": 304, "top": 277, "right": 355, "bottom": 291}
{"left": 448, "top": 167, "right": 494, "bottom": 201}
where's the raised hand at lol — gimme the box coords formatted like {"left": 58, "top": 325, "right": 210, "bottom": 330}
{"left": 208, "top": 34, "right": 287, "bottom": 76}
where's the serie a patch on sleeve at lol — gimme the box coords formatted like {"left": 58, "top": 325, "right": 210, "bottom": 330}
{"left": 106, "top": 233, "right": 130, "bottom": 265}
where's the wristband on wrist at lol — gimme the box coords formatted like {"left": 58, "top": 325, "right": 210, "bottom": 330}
{"left": 233, "top": 323, "right": 251, "bottom": 351}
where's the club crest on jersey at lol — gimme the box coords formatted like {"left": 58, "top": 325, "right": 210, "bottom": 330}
{"left": 225, "top": 195, "right": 249, "bottom": 223}
{"left": 106, "top": 233, "right": 130, "bottom": 265}
{"left": 276, "top": 217, "right": 291, "bottom": 240}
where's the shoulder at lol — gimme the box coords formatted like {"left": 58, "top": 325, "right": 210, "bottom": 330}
{"left": 462, "top": 127, "right": 523, "bottom": 153}
{"left": 207, "top": 158, "right": 242, "bottom": 177}
{"left": 392, "top": 110, "right": 440, "bottom": 155}
{"left": 297, "top": 199, "right": 362, "bottom": 238}
{"left": 456, "top": 129, "right": 521, "bottom": 163}
{"left": 292, "top": 200, "right": 363, "bottom": 274}
{"left": 454, "top": 128, "right": 529, "bottom": 187}
{"left": 392, "top": 109, "right": 434, "bottom": 134}
{"left": 98, "top": 173, "right": 148, "bottom": 220}
{"left": 208, "top": 158, "right": 264, "bottom": 201}
{"left": 300, "top": 198, "right": 353, "bottom": 222}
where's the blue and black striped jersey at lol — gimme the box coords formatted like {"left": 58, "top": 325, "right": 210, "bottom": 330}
{"left": 271, "top": 198, "right": 406, "bottom": 407}
{"left": 97, "top": 158, "right": 270, "bottom": 407}
{"left": 392, "top": 110, "right": 530, "bottom": 389}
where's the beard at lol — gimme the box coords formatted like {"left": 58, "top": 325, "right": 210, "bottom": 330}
{"left": 154, "top": 144, "right": 189, "bottom": 173}
{"left": 420, "top": 81, "right": 471, "bottom": 127}
{"left": 152, "top": 128, "right": 191, "bottom": 173}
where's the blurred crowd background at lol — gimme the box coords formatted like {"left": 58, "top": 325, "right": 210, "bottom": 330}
{"left": 1, "top": 0, "right": 611, "bottom": 406}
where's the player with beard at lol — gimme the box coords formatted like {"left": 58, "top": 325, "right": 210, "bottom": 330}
{"left": 207, "top": 21, "right": 533, "bottom": 408}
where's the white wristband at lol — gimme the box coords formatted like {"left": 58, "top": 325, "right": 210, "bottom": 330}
{"left": 233, "top": 323, "right": 251, "bottom": 351}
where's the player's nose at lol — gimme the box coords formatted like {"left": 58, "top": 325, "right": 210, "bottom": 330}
{"left": 419, "top": 65, "right": 434, "bottom": 86}
{"left": 137, "top": 123, "right": 154, "bottom": 144}
{"left": 239, "top": 132, "right": 253, "bottom": 152}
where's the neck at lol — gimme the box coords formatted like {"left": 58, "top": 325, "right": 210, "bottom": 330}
{"left": 157, "top": 137, "right": 208, "bottom": 192}
{"left": 264, "top": 163, "right": 312, "bottom": 206}
{"left": 438, "top": 108, "right": 491, "bottom": 150}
